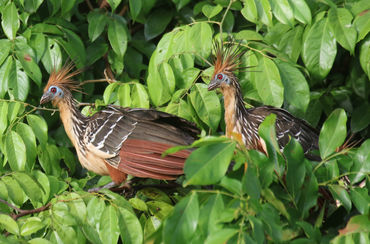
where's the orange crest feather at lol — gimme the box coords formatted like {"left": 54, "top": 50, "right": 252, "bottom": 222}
{"left": 212, "top": 41, "right": 246, "bottom": 78}
{"left": 44, "top": 62, "right": 82, "bottom": 92}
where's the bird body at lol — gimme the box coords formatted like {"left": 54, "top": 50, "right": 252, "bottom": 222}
{"left": 208, "top": 42, "right": 319, "bottom": 158}
{"left": 40, "top": 64, "right": 199, "bottom": 185}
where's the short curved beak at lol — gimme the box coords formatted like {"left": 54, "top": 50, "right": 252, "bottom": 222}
{"left": 40, "top": 92, "right": 52, "bottom": 105}
{"left": 208, "top": 79, "right": 220, "bottom": 91}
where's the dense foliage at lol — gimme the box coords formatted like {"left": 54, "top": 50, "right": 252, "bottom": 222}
{"left": 0, "top": 0, "right": 369, "bottom": 243}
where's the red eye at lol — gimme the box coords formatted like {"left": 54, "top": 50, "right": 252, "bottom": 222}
{"left": 217, "top": 74, "right": 223, "bottom": 80}
{"left": 50, "top": 87, "right": 57, "bottom": 93}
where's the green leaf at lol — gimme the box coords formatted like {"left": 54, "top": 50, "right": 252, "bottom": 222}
{"left": 359, "top": 36, "right": 370, "bottom": 79}
{"left": 27, "top": 114, "right": 48, "bottom": 145}
{"left": 288, "top": 0, "right": 311, "bottom": 24}
{"left": 184, "top": 141, "right": 236, "bottom": 186}
{"left": 117, "top": 83, "right": 131, "bottom": 107}
{"left": 2, "top": 175, "right": 25, "bottom": 206}
{"left": 189, "top": 83, "right": 221, "bottom": 131}
{"left": 58, "top": 29, "right": 86, "bottom": 68}
{"left": 241, "top": 0, "right": 258, "bottom": 24}
{"left": 87, "top": 10, "right": 108, "bottom": 42}
{"left": 329, "top": 185, "right": 352, "bottom": 212}
{"left": 1, "top": 3, "right": 20, "bottom": 40}
{"left": 15, "top": 46, "right": 42, "bottom": 87}
{"left": 186, "top": 22, "right": 213, "bottom": 63}
{"left": 202, "top": 4, "right": 223, "bottom": 19}
{"left": 99, "top": 205, "right": 120, "bottom": 244}
{"left": 8, "top": 60, "right": 30, "bottom": 101}
{"left": 106, "top": 0, "right": 122, "bottom": 12}
{"left": 13, "top": 172, "right": 43, "bottom": 203}
{"left": 61, "top": 0, "right": 76, "bottom": 16}
{"left": 276, "top": 60, "right": 309, "bottom": 113}
{"left": 147, "top": 201, "right": 173, "bottom": 220}
{"left": 41, "top": 38, "right": 62, "bottom": 74}
{"left": 163, "top": 192, "right": 199, "bottom": 243}
{"left": 204, "top": 228, "right": 238, "bottom": 244}
{"left": 256, "top": 0, "right": 273, "bottom": 27}
{"left": 0, "top": 214, "right": 19, "bottom": 235}
{"left": 6, "top": 131, "right": 27, "bottom": 171}
{"left": 0, "top": 102, "right": 8, "bottom": 135}
{"left": 350, "top": 188, "right": 369, "bottom": 215}
{"left": 284, "top": 139, "right": 305, "bottom": 199}
{"left": 0, "top": 39, "right": 11, "bottom": 66}
{"left": 333, "top": 215, "right": 370, "bottom": 241}
{"left": 350, "top": 139, "right": 370, "bottom": 184}
{"left": 351, "top": 103, "right": 370, "bottom": 132}
{"left": 198, "top": 193, "right": 224, "bottom": 235}
{"left": 242, "top": 161, "right": 261, "bottom": 199}
{"left": 328, "top": 8, "right": 357, "bottom": 54}
{"left": 144, "top": 9, "right": 173, "bottom": 40}
{"left": 20, "top": 218, "right": 45, "bottom": 236}
{"left": 129, "top": 0, "right": 142, "bottom": 21}
{"left": 319, "top": 109, "right": 347, "bottom": 159}
{"left": 129, "top": 198, "right": 148, "bottom": 212}
{"left": 0, "top": 57, "right": 12, "bottom": 98}
{"left": 137, "top": 187, "right": 172, "bottom": 204}
{"left": 220, "top": 176, "right": 242, "bottom": 195}
{"left": 131, "top": 83, "right": 149, "bottom": 108}
{"left": 52, "top": 202, "right": 76, "bottom": 226}
{"left": 24, "top": 0, "right": 43, "bottom": 13}
{"left": 108, "top": 18, "right": 128, "bottom": 58}
{"left": 255, "top": 56, "right": 284, "bottom": 107}
{"left": 118, "top": 207, "right": 144, "bottom": 244}
{"left": 86, "top": 197, "right": 106, "bottom": 227}
{"left": 270, "top": 0, "right": 294, "bottom": 26}
{"left": 28, "top": 238, "right": 53, "bottom": 244}
{"left": 302, "top": 17, "right": 337, "bottom": 79}
{"left": 103, "top": 82, "right": 119, "bottom": 104}
{"left": 354, "top": 11, "right": 370, "bottom": 42}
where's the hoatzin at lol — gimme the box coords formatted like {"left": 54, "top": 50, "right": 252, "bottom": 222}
{"left": 40, "top": 64, "right": 199, "bottom": 189}
{"left": 208, "top": 42, "right": 320, "bottom": 160}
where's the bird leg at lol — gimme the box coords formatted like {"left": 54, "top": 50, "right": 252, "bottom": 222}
{"left": 88, "top": 181, "right": 118, "bottom": 193}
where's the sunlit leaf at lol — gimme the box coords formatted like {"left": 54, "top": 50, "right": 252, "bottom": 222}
{"left": 1, "top": 3, "right": 20, "bottom": 40}
{"left": 5, "top": 131, "right": 26, "bottom": 171}
{"left": 0, "top": 214, "right": 19, "bottom": 235}
{"left": 99, "top": 205, "right": 120, "bottom": 244}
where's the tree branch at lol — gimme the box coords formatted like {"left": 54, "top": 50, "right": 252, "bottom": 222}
{"left": 0, "top": 198, "right": 51, "bottom": 220}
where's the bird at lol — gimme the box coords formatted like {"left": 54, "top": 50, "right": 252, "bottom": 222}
{"left": 40, "top": 63, "right": 200, "bottom": 189}
{"left": 207, "top": 41, "right": 320, "bottom": 160}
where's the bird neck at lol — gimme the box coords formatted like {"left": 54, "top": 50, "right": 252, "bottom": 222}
{"left": 57, "top": 96, "right": 87, "bottom": 150}
{"left": 221, "top": 85, "right": 247, "bottom": 141}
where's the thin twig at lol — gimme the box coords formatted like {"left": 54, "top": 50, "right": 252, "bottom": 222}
{"left": 85, "top": 0, "right": 94, "bottom": 11}
{"left": 0, "top": 198, "right": 51, "bottom": 220}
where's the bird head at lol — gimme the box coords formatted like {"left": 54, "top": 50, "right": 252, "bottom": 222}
{"left": 208, "top": 41, "right": 246, "bottom": 91}
{"left": 40, "top": 62, "right": 81, "bottom": 107}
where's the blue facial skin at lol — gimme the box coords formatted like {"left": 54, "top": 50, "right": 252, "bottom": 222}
{"left": 40, "top": 85, "right": 64, "bottom": 104}
{"left": 208, "top": 73, "right": 231, "bottom": 91}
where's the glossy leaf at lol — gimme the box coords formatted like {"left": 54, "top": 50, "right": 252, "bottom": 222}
{"left": 284, "top": 138, "right": 305, "bottom": 199}
{"left": 16, "top": 123, "right": 37, "bottom": 171}
{"left": 106, "top": 0, "right": 122, "bottom": 12}
{"left": 354, "top": 11, "right": 370, "bottom": 42}
{"left": 288, "top": 0, "right": 311, "bottom": 24}
{"left": 202, "top": 4, "right": 222, "bottom": 19}
{"left": 351, "top": 103, "right": 370, "bottom": 132}
{"left": 350, "top": 139, "right": 370, "bottom": 184}
{"left": 99, "top": 205, "right": 120, "bottom": 244}
{"left": 189, "top": 83, "right": 221, "bottom": 131}
{"left": 328, "top": 8, "right": 357, "bottom": 54}
{"left": 144, "top": 9, "right": 173, "bottom": 40}
{"left": 256, "top": 0, "right": 273, "bottom": 27}
{"left": 329, "top": 185, "right": 352, "bottom": 212}
{"left": 86, "top": 197, "right": 106, "bottom": 227}
{"left": 129, "top": 0, "right": 142, "bottom": 21}
{"left": 163, "top": 192, "right": 199, "bottom": 243}
{"left": 13, "top": 172, "right": 43, "bottom": 203}
{"left": 58, "top": 29, "right": 86, "bottom": 68}
{"left": 186, "top": 22, "right": 213, "bottom": 62}
{"left": 87, "top": 10, "right": 108, "bottom": 42}
{"left": 270, "top": 0, "right": 294, "bottom": 26}
{"left": 302, "top": 17, "right": 337, "bottom": 79}
{"left": 0, "top": 214, "right": 19, "bottom": 235}
{"left": 1, "top": 3, "right": 20, "bottom": 40}
{"left": 27, "top": 114, "right": 48, "bottom": 145}
{"left": 241, "top": 0, "right": 258, "bottom": 24}
{"left": 276, "top": 60, "right": 309, "bottom": 113}
{"left": 15, "top": 40, "right": 42, "bottom": 86}
{"left": 2, "top": 176, "right": 25, "bottom": 206}
{"left": 350, "top": 188, "right": 369, "bottom": 215}
{"left": 0, "top": 39, "right": 11, "bottom": 66}
{"left": 118, "top": 207, "right": 144, "bottom": 244}
{"left": 255, "top": 56, "right": 284, "bottom": 107}
{"left": 319, "top": 109, "right": 347, "bottom": 159}
{"left": 359, "top": 36, "right": 370, "bottom": 79}
{"left": 131, "top": 83, "right": 149, "bottom": 108}
{"left": 8, "top": 60, "right": 30, "bottom": 101}
{"left": 20, "top": 218, "right": 45, "bottom": 236}
{"left": 242, "top": 161, "right": 261, "bottom": 199}
{"left": 5, "top": 131, "right": 27, "bottom": 171}
{"left": 184, "top": 141, "right": 235, "bottom": 186}
{"left": 41, "top": 39, "right": 62, "bottom": 73}
{"left": 108, "top": 18, "right": 128, "bottom": 58}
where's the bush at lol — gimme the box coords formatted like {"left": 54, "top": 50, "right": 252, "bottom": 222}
{"left": 0, "top": 0, "right": 369, "bottom": 243}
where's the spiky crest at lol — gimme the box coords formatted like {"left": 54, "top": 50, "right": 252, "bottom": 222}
{"left": 212, "top": 40, "right": 247, "bottom": 78}
{"left": 44, "top": 62, "right": 82, "bottom": 93}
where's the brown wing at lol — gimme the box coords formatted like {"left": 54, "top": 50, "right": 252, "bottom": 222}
{"left": 247, "top": 106, "right": 319, "bottom": 156}
{"left": 85, "top": 106, "right": 199, "bottom": 181}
